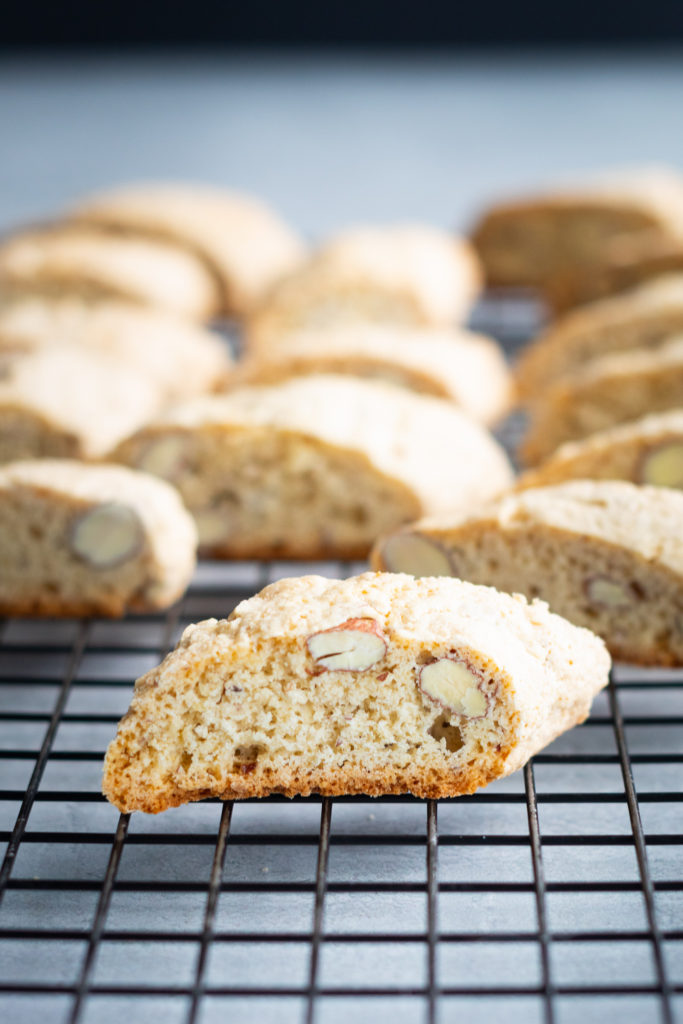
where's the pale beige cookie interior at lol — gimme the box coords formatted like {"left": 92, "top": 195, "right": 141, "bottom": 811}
{"left": 0, "top": 297, "right": 233, "bottom": 400}
{"left": 516, "top": 273, "right": 683, "bottom": 399}
{"left": 0, "top": 226, "right": 220, "bottom": 321}
{"left": 110, "top": 374, "right": 513, "bottom": 559}
{"left": 373, "top": 480, "right": 683, "bottom": 665}
{"left": 69, "top": 183, "right": 306, "bottom": 317}
{"left": 520, "top": 334, "right": 683, "bottom": 465}
{"left": 102, "top": 571, "right": 610, "bottom": 813}
{"left": 0, "top": 346, "right": 162, "bottom": 463}
{"left": 237, "top": 322, "right": 512, "bottom": 425}
{"left": 0, "top": 459, "right": 197, "bottom": 617}
{"left": 246, "top": 225, "right": 481, "bottom": 348}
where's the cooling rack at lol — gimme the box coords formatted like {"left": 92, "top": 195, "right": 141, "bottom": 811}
{"left": 0, "top": 296, "right": 680, "bottom": 1024}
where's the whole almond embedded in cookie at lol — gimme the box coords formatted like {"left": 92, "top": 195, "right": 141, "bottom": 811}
{"left": 306, "top": 617, "right": 387, "bottom": 671}
{"left": 380, "top": 532, "right": 455, "bottom": 576}
{"left": 419, "top": 657, "right": 489, "bottom": 718}
{"left": 639, "top": 441, "right": 683, "bottom": 488}
{"left": 70, "top": 503, "right": 145, "bottom": 569}
{"left": 584, "top": 574, "right": 640, "bottom": 609}
{"left": 137, "top": 435, "right": 188, "bottom": 479}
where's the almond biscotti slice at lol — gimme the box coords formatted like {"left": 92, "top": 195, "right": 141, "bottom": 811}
{"left": 521, "top": 335, "right": 683, "bottom": 465}
{"left": 110, "top": 374, "right": 513, "bottom": 559}
{"left": 246, "top": 225, "right": 481, "bottom": 349}
{"left": 102, "top": 571, "right": 610, "bottom": 812}
{"left": 470, "top": 166, "right": 683, "bottom": 295}
{"left": 237, "top": 323, "right": 512, "bottom": 426}
{"left": 0, "top": 297, "right": 232, "bottom": 401}
{"left": 519, "top": 411, "right": 683, "bottom": 490}
{"left": 373, "top": 480, "right": 683, "bottom": 665}
{"left": 0, "top": 459, "right": 197, "bottom": 616}
{"left": 0, "top": 346, "right": 162, "bottom": 463}
{"left": 0, "top": 227, "right": 220, "bottom": 321}
{"left": 69, "top": 183, "right": 305, "bottom": 318}
{"left": 516, "top": 274, "right": 683, "bottom": 399}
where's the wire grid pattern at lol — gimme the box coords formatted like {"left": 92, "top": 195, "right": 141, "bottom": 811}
{"left": 0, "top": 297, "right": 681, "bottom": 1024}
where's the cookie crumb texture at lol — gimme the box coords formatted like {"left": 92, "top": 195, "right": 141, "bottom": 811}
{"left": 102, "top": 573, "right": 609, "bottom": 813}
{"left": 0, "top": 459, "right": 197, "bottom": 617}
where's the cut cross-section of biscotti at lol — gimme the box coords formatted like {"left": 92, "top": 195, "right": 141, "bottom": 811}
{"left": 0, "top": 298, "right": 232, "bottom": 401}
{"left": 0, "top": 227, "right": 220, "bottom": 322}
{"left": 519, "top": 411, "right": 683, "bottom": 490}
{"left": 102, "top": 571, "right": 610, "bottom": 812}
{"left": 246, "top": 225, "right": 481, "bottom": 349}
{"left": 0, "top": 459, "right": 197, "bottom": 616}
{"left": 109, "top": 374, "right": 513, "bottom": 559}
{"left": 372, "top": 480, "right": 683, "bottom": 665}
{"left": 0, "top": 346, "right": 162, "bottom": 463}
{"left": 237, "top": 323, "right": 512, "bottom": 426}
{"left": 69, "top": 183, "right": 306, "bottom": 318}
{"left": 520, "top": 335, "right": 683, "bottom": 465}
{"left": 516, "top": 274, "right": 683, "bottom": 399}
{"left": 470, "top": 166, "right": 683, "bottom": 296}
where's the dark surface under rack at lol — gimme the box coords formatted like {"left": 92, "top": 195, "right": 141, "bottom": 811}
{"left": 0, "top": 297, "right": 681, "bottom": 1024}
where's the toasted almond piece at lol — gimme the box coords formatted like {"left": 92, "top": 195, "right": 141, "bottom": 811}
{"left": 70, "top": 503, "right": 145, "bottom": 569}
{"left": 419, "top": 657, "right": 488, "bottom": 718}
{"left": 639, "top": 441, "right": 683, "bottom": 487}
{"left": 137, "top": 435, "right": 188, "bottom": 479}
{"left": 379, "top": 532, "right": 455, "bottom": 576}
{"left": 306, "top": 617, "right": 387, "bottom": 671}
{"left": 584, "top": 574, "right": 640, "bottom": 609}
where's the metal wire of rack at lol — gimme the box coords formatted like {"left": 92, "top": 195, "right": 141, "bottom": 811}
{"left": 0, "top": 298, "right": 681, "bottom": 1024}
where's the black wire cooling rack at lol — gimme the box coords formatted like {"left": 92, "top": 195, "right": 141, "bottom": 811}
{"left": 0, "top": 297, "right": 681, "bottom": 1024}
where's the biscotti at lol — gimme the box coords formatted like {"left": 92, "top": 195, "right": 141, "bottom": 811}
{"left": 69, "top": 183, "right": 305, "bottom": 317}
{"left": 516, "top": 274, "right": 683, "bottom": 399}
{"left": 0, "top": 298, "right": 232, "bottom": 401}
{"left": 0, "top": 346, "right": 161, "bottom": 463}
{"left": 521, "top": 335, "right": 683, "bottom": 465}
{"left": 0, "top": 227, "right": 220, "bottom": 321}
{"left": 109, "top": 374, "right": 513, "bottom": 559}
{"left": 471, "top": 167, "right": 683, "bottom": 298}
{"left": 519, "top": 411, "right": 683, "bottom": 490}
{"left": 372, "top": 480, "right": 683, "bottom": 665}
{"left": 0, "top": 459, "right": 197, "bottom": 617}
{"left": 102, "top": 571, "right": 610, "bottom": 812}
{"left": 246, "top": 225, "right": 481, "bottom": 349}
{"left": 238, "top": 323, "right": 512, "bottom": 426}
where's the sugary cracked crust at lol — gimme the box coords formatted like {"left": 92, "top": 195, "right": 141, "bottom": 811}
{"left": 0, "top": 459, "right": 197, "bottom": 617}
{"left": 516, "top": 273, "right": 683, "bottom": 399}
{"left": 69, "top": 183, "right": 306, "bottom": 317}
{"left": 372, "top": 480, "right": 683, "bottom": 665}
{"left": 0, "top": 226, "right": 220, "bottom": 322}
{"left": 238, "top": 323, "right": 513, "bottom": 426}
{"left": 102, "top": 572, "right": 610, "bottom": 812}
